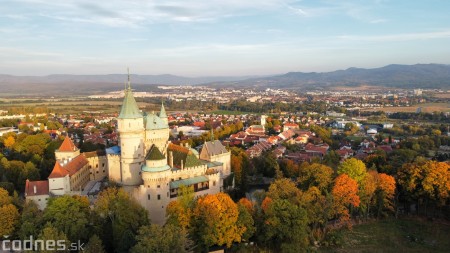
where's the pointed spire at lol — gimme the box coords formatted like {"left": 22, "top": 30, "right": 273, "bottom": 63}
{"left": 210, "top": 127, "right": 214, "bottom": 142}
{"left": 118, "top": 68, "right": 142, "bottom": 119}
{"left": 127, "top": 67, "right": 131, "bottom": 90}
{"left": 159, "top": 100, "right": 167, "bottom": 118}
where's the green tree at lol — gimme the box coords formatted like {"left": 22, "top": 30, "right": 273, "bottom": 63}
{"left": 84, "top": 234, "right": 106, "bottom": 253}
{"left": 43, "top": 195, "right": 90, "bottom": 242}
{"left": 237, "top": 201, "right": 256, "bottom": 242}
{"left": 37, "top": 225, "right": 70, "bottom": 253}
{"left": 131, "top": 224, "right": 190, "bottom": 253}
{"left": 94, "top": 187, "right": 149, "bottom": 252}
{"left": 263, "top": 198, "right": 309, "bottom": 252}
{"left": 17, "top": 201, "right": 44, "bottom": 239}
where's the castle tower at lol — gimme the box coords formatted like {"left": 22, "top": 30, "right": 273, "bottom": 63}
{"left": 116, "top": 71, "right": 145, "bottom": 186}
{"left": 261, "top": 115, "right": 267, "bottom": 130}
{"left": 140, "top": 145, "right": 171, "bottom": 225}
{"left": 55, "top": 137, "right": 80, "bottom": 163}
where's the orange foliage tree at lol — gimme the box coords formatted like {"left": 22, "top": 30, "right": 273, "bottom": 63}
{"left": 191, "top": 192, "right": 244, "bottom": 250}
{"left": 376, "top": 173, "right": 396, "bottom": 216}
{"left": 332, "top": 174, "right": 360, "bottom": 228}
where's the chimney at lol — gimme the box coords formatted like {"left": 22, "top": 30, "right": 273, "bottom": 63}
{"left": 33, "top": 185, "right": 37, "bottom": 194}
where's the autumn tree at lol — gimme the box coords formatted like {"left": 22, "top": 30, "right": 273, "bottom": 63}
{"left": 376, "top": 173, "right": 396, "bottom": 217}
{"left": 266, "top": 178, "right": 301, "bottom": 204}
{"left": 237, "top": 200, "right": 256, "bottom": 242}
{"left": 191, "top": 192, "right": 244, "bottom": 250}
{"left": 337, "top": 158, "right": 367, "bottom": 185}
{"left": 4, "top": 135, "right": 15, "bottom": 149}
{"left": 332, "top": 174, "right": 360, "bottom": 228}
{"left": 299, "top": 186, "right": 333, "bottom": 243}
{"left": 398, "top": 161, "right": 449, "bottom": 214}
{"left": 358, "top": 171, "right": 377, "bottom": 219}
{"left": 0, "top": 188, "right": 19, "bottom": 238}
{"left": 166, "top": 185, "right": 194, "bottom": 232}
{"left": 298, "top": 163, "right": 333, "bottom": 193}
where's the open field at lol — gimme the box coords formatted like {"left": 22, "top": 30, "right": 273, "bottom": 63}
{"left": 362, "top": 103, "right": 450, "bottom": 113}
{"left": 0, "top": 99, "right": 158, "bottom": 114}
{"left": 319, "top": 218, "right": 450, "bottom": 253}
{"left": 433, "top": 93, "right": 450, "bottom": 99}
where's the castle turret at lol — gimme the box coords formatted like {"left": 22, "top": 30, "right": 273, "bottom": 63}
{"left": 159, "top": 101, "right": 168, "bottom": 125}
{"left": 116, "top": 71, "right": 145, "bottom": 186}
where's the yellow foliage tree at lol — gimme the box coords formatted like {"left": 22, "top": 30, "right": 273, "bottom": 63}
{"left": 0, "top": 204, "right": 19, "bottom": 238}
{"left": 4, "top": 136, "right": 15, "bottom": 149}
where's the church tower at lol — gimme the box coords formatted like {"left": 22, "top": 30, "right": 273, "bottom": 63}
{"left": 116, "top": 70, "right": 145, "bottom": 186}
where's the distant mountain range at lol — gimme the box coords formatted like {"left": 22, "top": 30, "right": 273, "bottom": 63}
{"left": 1, "top": 64, "right": 449, "bottom": 96}
{"left": 209, "top": 64, "right": 450, "bottom": 89}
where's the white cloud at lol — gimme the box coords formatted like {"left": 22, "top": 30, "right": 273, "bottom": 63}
{"left": 337, "top": 30, "right": 450, "bottom": 42}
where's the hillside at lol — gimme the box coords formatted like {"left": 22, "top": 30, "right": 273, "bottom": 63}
{"left": 211, "top": 64, "right": 450, "bottom": 89}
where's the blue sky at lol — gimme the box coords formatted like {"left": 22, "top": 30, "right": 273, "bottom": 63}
{"left": 1, "top": 0, "right": 450, "bottom": 76}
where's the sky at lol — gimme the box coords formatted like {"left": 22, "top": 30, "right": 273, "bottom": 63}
{"left": 1, "top": 0, "right": 450, "bottom": 76}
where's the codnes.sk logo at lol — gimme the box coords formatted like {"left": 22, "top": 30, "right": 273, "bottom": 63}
{"left": 1, "top": 235, "right": 85, "bottom": 252}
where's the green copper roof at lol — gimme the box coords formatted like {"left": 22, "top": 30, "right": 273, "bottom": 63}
{"left": 146, "top": 145, "right": 165, "bottom": 161}
{"left": 142, "top": 164, "right": 171, "bottom": 173}
{"left": 159, "top": 102, "right": 167, "bottom": 118}
{"left": 146, "top": 113, "right": 168, "bottom": 130}
{"left": 168, "top": 144, "right": 204, "bottom": 169}
{"left": 118, "top": 89, "right": 142, "bottom": 119}
{"left": 169, "top": 175, "right": 208, "bottom": 189}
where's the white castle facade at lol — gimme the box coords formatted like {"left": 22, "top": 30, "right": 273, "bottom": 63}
{"left": 25, "top": 78, "right": 232, "bottom": 225}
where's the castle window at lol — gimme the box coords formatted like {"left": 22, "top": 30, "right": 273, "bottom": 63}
{"left": 167, "top": 192, "right": 169, "bottom": 197}
{"left": 102, "top": 163, "right": 105, "bottom": 167}
{"left": 157, "top": 194, "right": 161, "bottom": 200}
{"left": 96, "top": 164, "right": 98, "bottom": 168}
{"left": 148, "top": 194, "right": 150, "bottom": 200}
{"left": 213, "top": 181, "right": 216, "bottom": 186}
{"left": 157, "top": 185, "right": 160, "bottom": 188}
{"left": 103, "top": 170, "right": 105, "bottom": 173}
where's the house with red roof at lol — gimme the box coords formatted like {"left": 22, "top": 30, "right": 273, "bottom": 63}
{"left": 26, "top": 137, "right": 91, "bottom": 207}
{"left": 24, "top": 180, "right": 49, "bottom": 210}
{"left": 283, "top": 123, "right": 299, "bottom": 132}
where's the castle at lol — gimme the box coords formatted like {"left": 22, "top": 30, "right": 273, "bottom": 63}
{"left": 25, "top": 76, "right": 232, "bottom": 225}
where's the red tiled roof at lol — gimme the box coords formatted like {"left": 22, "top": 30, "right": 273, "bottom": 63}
{"left": 48, "top": 155, "right": 88, "bottom": 179}
{"left": 25, "top": 180, "right": 49, "bottom": 196}
{"left": 48, "top": 162, "right": 68, "bottom": 178}
{"left": 58, "top": 137, "right": 77, "bottom": 152}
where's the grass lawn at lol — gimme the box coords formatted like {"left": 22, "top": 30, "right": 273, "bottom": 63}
{"left": 319, "top": 218, "right": 450, "bottom": 253}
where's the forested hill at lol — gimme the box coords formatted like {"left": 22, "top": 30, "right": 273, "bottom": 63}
{"left": 209, "top": 64, "right": 450, "bottom": 89}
